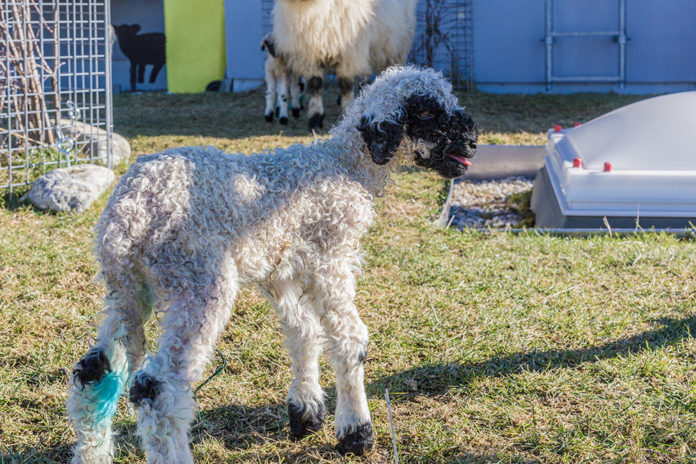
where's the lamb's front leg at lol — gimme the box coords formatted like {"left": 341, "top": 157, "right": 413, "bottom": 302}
{"left": 260, "top": 279, "right": 326, "bottom": 439}
{"left": 312, "top": 265, "right": 374, "bottom": 455}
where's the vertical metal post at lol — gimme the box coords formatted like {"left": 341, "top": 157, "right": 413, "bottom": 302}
{"left": 544, "top": 0, "right": 553, "bottom": 91}
{"left": 104, "top": 0, "right": 112, "bottom": 169}
{"left": 618, "top": 0, "right": 626, "bottom": 89}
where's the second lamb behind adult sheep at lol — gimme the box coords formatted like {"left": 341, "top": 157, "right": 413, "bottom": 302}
{"left": 261, "top": 34, "right": 304, "bottom": 125}
{"left": 272, "top": 0, "right": 417, "bottom": 131}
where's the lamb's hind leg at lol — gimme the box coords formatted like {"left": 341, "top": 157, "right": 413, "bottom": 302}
{"left": 311, "top": 263, "right": 374, "bottom": 455}
{"left": 260, "top": 279, "right": 325, "bottom": 439}
{"left": 130, "top": 269, "right": 238, "bottom": 464}
{"left": 67, "top": 269, "right": 153, "bottom": 464}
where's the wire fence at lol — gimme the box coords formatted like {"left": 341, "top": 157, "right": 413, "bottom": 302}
{"left": 411, "top": 0, "right": 474, "bottom": 91}
{"left": 0, "top": 0, "right": 112, "bottom": 197}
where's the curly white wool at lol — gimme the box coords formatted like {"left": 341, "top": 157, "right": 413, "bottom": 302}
{"left": 67, "top": 65, "right": 458, "bottom": 463}
{"left": 272, "top": 0, "right": 417, "bottom": 127}
{"left": 273, "top": 0, "right": 416, "bottom": 77}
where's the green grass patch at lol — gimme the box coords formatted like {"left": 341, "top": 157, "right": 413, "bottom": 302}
{"left": 2, "top": 87, "right": 694, "bottom": 463}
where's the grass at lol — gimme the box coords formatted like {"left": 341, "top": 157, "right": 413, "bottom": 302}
{"left": 2, "top": 85, "right": 695, "bottom": 463}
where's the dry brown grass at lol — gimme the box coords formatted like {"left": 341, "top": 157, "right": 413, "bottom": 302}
{"left": 1, "top": 85, "right": 694, "bottom": 463}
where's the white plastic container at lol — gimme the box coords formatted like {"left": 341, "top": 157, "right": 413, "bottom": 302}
{"left": 543, "top": 91, "right": 696, "bottom": 218}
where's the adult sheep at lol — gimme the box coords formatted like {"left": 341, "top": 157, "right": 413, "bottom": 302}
{"left": 272, "top": 0, "right": 417, "bottom": 131}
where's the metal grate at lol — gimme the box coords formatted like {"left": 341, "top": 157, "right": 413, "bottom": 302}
{"left": 411, "top": 0, "right": 474, "bottom": 91}
{"left": 0, "top": 0, "right": 112, "bottom": 198}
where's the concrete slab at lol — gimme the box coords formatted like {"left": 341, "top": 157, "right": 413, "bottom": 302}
{"left": 465, "top": 144, "right": 545, "bottom": 180}
{"left": 437, "top": 144, "right": 544, "bottom": 227}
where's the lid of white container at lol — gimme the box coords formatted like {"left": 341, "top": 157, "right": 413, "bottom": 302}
{"left": 544, "top": 91, "right": 696, "bottom": 217}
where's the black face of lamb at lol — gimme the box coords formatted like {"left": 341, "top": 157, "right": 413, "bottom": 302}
{"left": 73, "top": 348, "right": 111, "bottom": 388}
{"left": 405, "top": 95, "right": 478, "bottom": 178}
{"left": 357, "top": 94, "right": 477, "bottom": 177}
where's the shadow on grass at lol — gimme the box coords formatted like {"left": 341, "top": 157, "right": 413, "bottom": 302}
{"left": 113, "top": 86, "right": 345, "bottom": 141}
{"left": 191, "top": 401, "right": 289, "bottom": 447}
{"left": 0, "top": 443, "right": 73, "bottom": 464}
{"left": 370, "top": 314, "right": 696, "bottom": 399}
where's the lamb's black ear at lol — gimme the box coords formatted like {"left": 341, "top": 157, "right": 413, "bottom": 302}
{"left": 357, "top": 114, "right": 406, "bottom": 165}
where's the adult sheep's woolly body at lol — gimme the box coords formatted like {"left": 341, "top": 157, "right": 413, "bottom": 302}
{"left": 272, "top": 0, "right": 417, "bottom": 130}
{"left": 273, "top": 0, "right": 416, "bottom": 77}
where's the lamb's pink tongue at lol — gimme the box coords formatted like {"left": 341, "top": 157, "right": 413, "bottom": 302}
{"left": 449, "top": 154, "right": 472, "bottom": 166}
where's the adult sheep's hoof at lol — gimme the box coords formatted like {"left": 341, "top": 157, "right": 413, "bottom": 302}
{"left": 336, "top": 422, "right": 374, "bottom": 456}
{"left": 264, "top": 113, "right": 273, "bottom": 123}
{"left": 292, "top": 108, "right": 300, "bottom": 118}
{"left": 288, "top": 401, "right": 326, "bottom": 439}
{"left": 308, "top": 113, "right": 324, "bottom": 132}
{"left": 279, "top": 116, "right": 288, "bottom": 125}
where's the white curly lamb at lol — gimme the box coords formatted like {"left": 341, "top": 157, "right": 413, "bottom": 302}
{"left": 67, "top": 66, "right": 478, "bottom": 463}
{"left": 272, "top": 0, "right": 417, "bottom": 131}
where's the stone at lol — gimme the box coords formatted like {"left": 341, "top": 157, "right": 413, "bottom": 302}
{"left": 59, "top": 119, "right": 131, "bottom": 167}
{"left": 21, "top": 164, "right": 115, "bottom": 213}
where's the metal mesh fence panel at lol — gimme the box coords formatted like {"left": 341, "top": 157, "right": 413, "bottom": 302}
{"left": 0, "top": 0, "right": 112, "bottom": 197}
{"left": 411, "top": 0, "right": 474, "bottom": 91}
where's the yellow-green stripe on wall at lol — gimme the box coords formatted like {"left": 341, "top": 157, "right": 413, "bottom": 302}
{"left": 164, "top": 0, "right": 226, "bottom": 93}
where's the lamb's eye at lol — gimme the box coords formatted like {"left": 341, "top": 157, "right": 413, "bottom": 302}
{"left": 417, "top": 112, "right": 434, "bottom": 120}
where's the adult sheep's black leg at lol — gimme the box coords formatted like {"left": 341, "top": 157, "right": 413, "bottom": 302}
{"left": 307, "top": 76, "right": 324, "bottom": 132}
{"left": 337, "top": 76, "right": 354, "bottom": 110}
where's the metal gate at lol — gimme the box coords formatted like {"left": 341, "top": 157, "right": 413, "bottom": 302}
{"left": 0, "top": 0, "right": 113, "bottom": 197}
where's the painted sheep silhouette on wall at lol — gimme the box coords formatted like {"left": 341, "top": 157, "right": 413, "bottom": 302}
{"left": 113, "top": 24, "right": 166, "bottom": 92}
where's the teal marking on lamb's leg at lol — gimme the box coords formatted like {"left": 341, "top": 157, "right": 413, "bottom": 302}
{"left": 67, "top": 342, "right": 129, "bottom": 462}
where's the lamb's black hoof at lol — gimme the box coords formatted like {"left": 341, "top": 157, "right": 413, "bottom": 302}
{"left": 288, "top": 401, "right": 326, "bottom": 439}
{"left": 336, "top": 422, "right": 374, "bottom": 456}
{"left": 292, "top": 108, "right": 300, "bottom": 118}
{"left": 308, "top": 113, "right": 324, "bottom": 132}
{"left": 73, "top": 348, "right": 111, "bottom": 388}
{"left": 264, "top": 113, "right": 273, "bottom": 123}
{"left": 279, "top": 116, "right": 288, "bottom": 125}
{"left": 130, "top": 373, "right": 162, "bottom": 406}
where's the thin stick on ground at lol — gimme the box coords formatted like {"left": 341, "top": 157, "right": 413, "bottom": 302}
{"left": 385, "top": 388, "right": 399, "bottom": 464}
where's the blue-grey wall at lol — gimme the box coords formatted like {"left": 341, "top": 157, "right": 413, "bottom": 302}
{"left": 223, "top": 0, "right": 266, "bottom": 91}
{"left": 473, "top": 0, "right": 696, "bottom": 93}
{"left": 220, "top": 0, "right": 696, "bottom": 94}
